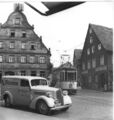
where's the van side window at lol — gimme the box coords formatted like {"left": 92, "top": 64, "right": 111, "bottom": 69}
{"left": 20, "top": 79, "right": 29, "bottom": 87}
{"left": 4, "top": 79, "right": 18, "bottom": 86}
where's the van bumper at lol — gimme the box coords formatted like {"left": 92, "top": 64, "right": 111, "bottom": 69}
{"left": 50, "top": 104, "right": 71, "bottom": 111}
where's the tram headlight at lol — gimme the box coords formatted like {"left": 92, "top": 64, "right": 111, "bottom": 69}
{"left": 63, "top": 90, "right": 68, "bottom": 95}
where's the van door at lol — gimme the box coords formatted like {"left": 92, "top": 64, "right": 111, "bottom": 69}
{"left": 17, "top": 79, "right": 31, "bottom": 106}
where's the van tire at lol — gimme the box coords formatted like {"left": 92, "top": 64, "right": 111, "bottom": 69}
{"left": 62, "top": 107, "right": 69, "bottom": 111}
{"left": 4, "top": 96, "right": 11, "bottom": 107}
{"left": 36, "top": 100, "right": 50, "bottom": 115}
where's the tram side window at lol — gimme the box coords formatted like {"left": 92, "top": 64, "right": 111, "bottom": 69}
{"left": 60, "top": 72, "right": 64, "bottom": 81}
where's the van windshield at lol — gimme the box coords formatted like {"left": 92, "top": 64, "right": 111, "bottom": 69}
{"left": 31, "top": 79, "right": 47, "bottom": 86}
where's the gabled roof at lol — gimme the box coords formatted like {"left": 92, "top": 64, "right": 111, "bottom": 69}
{"left": 1, "top": 4, "right": 33, "bottom": 29}
{"left": 90, "top": 24, "right": 113, "bottom": 51}
{"left": 53, "top": 62, "right": 76, "bottom": 72}
{"left": 73, "top": 49, "right": 82, "bottom": 60}
{"left": 59, "top": 62, "right": 76, "bottom": 70}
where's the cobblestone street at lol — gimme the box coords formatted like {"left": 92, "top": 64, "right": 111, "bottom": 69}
{"left": 0, "top": 88, "right": 113, "bottom": 120}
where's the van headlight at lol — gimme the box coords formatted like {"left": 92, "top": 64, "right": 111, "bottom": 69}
{"left": 46, "top": 92, "right": 53, "bottom": 98}
{"left": 63, "top": 90, "right": 68, "bottom": 95}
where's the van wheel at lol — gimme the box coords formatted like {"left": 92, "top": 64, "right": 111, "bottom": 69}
{"left": 62, "top": 107, "right": 69, "bottom": 111}
{"left": 36, "top": 100, "right": 50, "bottom": 115}
{"left": 4, "top": 96, "right": 11, "bottom": 107}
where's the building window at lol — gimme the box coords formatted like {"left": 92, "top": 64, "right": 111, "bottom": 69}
{"left": 91, "top": 46, "right": 95, "bottom": 53}
{"left": 20, "top": 71, "right": 26, "bottom": 76}
{"left": 14, "top": 18, "right": 21, "bottom": 25}
{"left": 0, "top": 56, "right": 3, "bottom": 62}
{"left": 0, "top": 42, "right": 3, "bottom": 48}
{"left": 21, "top": 42, "right": 26, "bottom": 49}
{"left": 31, "top": 71, "right": 37, "bottom": 76}
{"left": 9, "top": 42, "right": 15, "bottom": 49}
{"left": 90, "top": 36, "right": 93, "bottom": 44}
{"left": 89, "top": 28, "right": 92, "bottom": 34}
{"left": 21, "top": 56, "right": 26, "bottom": 63}
{"left": 98, "top": 44, "right": 101, "bottom": 50}
{"left": 87, "top": 60, "right": 91, "bottom": 69}
{"left": 87, "top": 48, "right": 90, "bottom": 55}
{"left": 39, "top": 56, "right": 46, "bottom": 64}
{"left": 82, "top": 63, "right": 85, "bottom": 70}
{"left": 100, "top": 55, "right": 104, "bottom": 65}
{"left": 9, "top": 56, "right": 14, "bottom": 63}
{"left": 40, "top": 71, "right": 45, "bottom": 77}
{"left": 10, "top": 31, "right": 15, "bottom": 37}
{"left": 22, "top": 32, "right": 26, "bottom": 38}
{"left": 92, "top": 58, "right": 96, "bottom": 68}
{"left": 30, "top": 44, "right": 35, "bottom": 50}
{"left": 88, "top": 76, "right": 92, "bottom": 83}
{"left": 29, "top": 56, "right": 35, "bottom": 63}
{"left": 37, "top": 43, "right": 41, "bottom": 49}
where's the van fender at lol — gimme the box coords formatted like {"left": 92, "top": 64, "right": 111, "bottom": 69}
{"left": 63, "top": 95, "right": 72, "bottom": 105}
{"left": 3, "top": 91, "right": 13, "bottom": 104}
{"left": 30, "top": 96, "right": 55, "bottom": 109}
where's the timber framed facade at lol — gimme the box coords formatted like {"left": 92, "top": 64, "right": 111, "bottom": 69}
{"left": 81, "top": 24, "right": 113, "bottom": 91}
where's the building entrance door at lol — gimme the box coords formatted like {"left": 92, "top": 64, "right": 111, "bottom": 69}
{"left": 99, "top": 73, "right": 105, "bottom": 90}
{"left": 82, "top": 75, "right": 88, "bottom": 88}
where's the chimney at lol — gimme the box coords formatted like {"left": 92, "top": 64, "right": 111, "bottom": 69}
{"left": 14, "top": 3, "right": 24, "bottom": 12}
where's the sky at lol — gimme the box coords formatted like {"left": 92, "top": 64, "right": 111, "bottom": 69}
{"left": 0, "top": 1, "right": 113, "bottom": 67}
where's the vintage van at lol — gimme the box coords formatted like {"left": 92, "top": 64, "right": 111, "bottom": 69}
{"left": 1, "top": 76, "right": 72, "bottom": 115}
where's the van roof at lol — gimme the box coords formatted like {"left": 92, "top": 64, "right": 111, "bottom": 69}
{"left": 2, "top": 75, "right": 47, "bottom": 81}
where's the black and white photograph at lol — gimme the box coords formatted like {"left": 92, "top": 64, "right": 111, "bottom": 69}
{"left": 0, "top": 0, "right": 113, "bottom": 120}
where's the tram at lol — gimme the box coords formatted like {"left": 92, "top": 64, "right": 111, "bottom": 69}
{"left": 51, "top": 62, "right": 77, "bottom": 94}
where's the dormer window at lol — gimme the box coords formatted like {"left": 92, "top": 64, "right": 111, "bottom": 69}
{"left": 15, "top": 18, "right": 21, "bottom": 25}
{"left": 87, "top": 48, "right": 90, "bottom": 55}
{"left": 92, "top": 46, "right": 95, "bottom": 53}
{"left": 98, "top": 44, "right": 101, "bottom": 50}
{"left": 10, "top": 31, "right": 15, "bottom": 37}
{"left": 22, "top": 32, "right": 26, "bottom": 38}
{"left": 30, "top": 44, "right": 35, "bottom": 50}
{"left": 90, "top": 36, "right": 93, "bottom": 44}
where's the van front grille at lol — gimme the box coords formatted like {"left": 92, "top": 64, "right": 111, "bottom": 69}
{"left": 56, "top": 90, "right": 63, "bottom": 105}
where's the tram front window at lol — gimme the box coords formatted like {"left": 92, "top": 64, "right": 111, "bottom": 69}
{"left": 67, "top": 72, "right": 75, "bottom": 81}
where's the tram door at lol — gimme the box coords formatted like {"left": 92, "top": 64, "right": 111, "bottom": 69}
{"left": 60, "top": 71, "right": 64, "bottom": 88}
